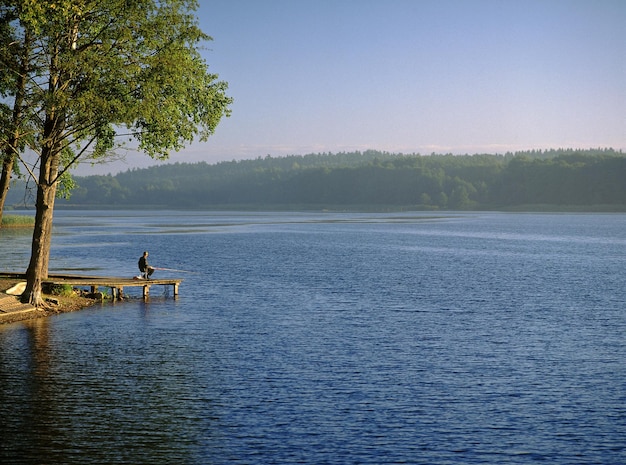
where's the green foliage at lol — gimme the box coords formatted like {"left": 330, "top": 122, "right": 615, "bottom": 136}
{"left": 51, "top": 148, "right": 626, "bottom": 211}
{"left": 56, "top": 170, "right": 77, "bottom": 200}
{"left": 47, "top": 284, "right": 74, "bottom": 297}
{"left": 2, "top": 0, "right": 232, "bottom": 187}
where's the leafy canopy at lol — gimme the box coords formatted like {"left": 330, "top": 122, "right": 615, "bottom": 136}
{"left": 4, "top": 0, "right": 231, "bottom": 171}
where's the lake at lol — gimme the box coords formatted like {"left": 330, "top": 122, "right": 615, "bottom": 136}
{"left": 1, "top": 211, "right": 625, "bottom": 464}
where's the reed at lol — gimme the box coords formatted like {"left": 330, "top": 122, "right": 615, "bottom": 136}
{"left": 1, "top": 215, "right": 35, "bottom": 228}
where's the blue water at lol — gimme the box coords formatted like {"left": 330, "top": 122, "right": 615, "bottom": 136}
{"left": 1, "top": 211, "right": 625, "bottom": 464}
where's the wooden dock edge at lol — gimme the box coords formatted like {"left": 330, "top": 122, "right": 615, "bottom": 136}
{"left": 1, "top": 272, "right": 182, "bottom": 301}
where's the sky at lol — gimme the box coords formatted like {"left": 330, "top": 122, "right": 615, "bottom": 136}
{"left": 81, "top": 0, "right": 626, "bottom": 174}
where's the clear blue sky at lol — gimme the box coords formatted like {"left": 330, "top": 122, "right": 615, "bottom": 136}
{"left": 97, "top": 0, "right": 626, "bottom": 173}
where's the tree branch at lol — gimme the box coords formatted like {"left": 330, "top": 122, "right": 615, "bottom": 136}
{"left": 52, "top": 134, "right": 98, "bottom": 183}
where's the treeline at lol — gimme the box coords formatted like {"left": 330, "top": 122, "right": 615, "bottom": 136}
{"left": 8, "top": 148, "right": 626, "bottom": 210}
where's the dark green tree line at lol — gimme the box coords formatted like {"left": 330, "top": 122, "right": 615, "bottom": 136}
{"left": 20, "top": 148, "right": 625, "bottom": 211}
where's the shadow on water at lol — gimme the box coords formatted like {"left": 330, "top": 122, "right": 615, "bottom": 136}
{"left": 0, "top": 319, "right": 55, "bottom": 461}
{"left": 0, "top": 313, "right": 208, "bottom": 464}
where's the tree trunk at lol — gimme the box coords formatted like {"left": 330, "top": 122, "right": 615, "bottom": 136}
{"left": 0, "top": 155, "right": 15, "bottom": 225}
{"left": 21, "top": 147, "right": 60, "bottom": 307}
{"left": 20, "top": 28, "right": 64, "bottom": 308}
{"left": 21, "top": 187, "right": 56, "bottom": 306}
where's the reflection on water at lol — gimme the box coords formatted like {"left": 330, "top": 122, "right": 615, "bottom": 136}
{"left": 1, "top": 211, "right": 625, "bottom": 464}
{"left": 1, "top": 309, "right": 206, "bottom": 464}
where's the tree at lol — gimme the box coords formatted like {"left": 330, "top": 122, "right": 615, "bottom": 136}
{"left": 2, "top": 0, "right": 231, "bottom": 306}
{"left": 0, "top": 4, "right": 31, "bottom": 224}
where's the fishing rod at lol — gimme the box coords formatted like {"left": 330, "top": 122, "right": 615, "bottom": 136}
{"left": 152, "top": 267, "right": 197, "bottom": 274}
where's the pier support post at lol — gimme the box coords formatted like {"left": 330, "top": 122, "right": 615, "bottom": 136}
{"left": 110, "top": 287, "right": 124, "bottom": 301}
{"left": 143, "top": 285, "right": 150, "bottom": 299}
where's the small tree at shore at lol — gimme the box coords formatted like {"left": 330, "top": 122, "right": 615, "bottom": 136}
{"left": 1, "top": 0, "right": 232, "bottom": 306}
{"left": 0, "top": 4, "right": 31, "bottom": 225}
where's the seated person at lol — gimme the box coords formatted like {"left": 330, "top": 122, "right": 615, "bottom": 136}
{"left": 138, "top": 251, "right": 155, "bottom": 279}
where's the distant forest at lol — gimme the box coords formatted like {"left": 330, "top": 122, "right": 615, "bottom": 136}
{"left": 7, "top": 148, "right": 626, "bottom": 211}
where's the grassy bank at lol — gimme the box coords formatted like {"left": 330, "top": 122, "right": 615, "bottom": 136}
{"left": 1, "top": 215, "right": 35, "bottom": 228}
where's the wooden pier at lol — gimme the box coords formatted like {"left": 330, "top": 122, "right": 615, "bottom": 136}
{"left": 0, "top": 272, "right": 182, "bottom": 300}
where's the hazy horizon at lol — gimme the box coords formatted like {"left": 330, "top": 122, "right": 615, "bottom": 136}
{"left": 73, "top": 0, "right": 625, "bottom": 175}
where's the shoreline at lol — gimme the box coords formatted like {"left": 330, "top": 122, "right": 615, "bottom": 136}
{"left": 7, "top": 204, "right": 626, "bottom": 212}
{"left": 0, "top": 277, "right": 98, "bottom": 325}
